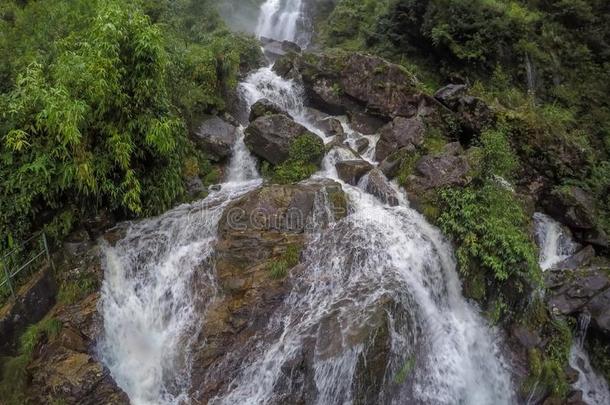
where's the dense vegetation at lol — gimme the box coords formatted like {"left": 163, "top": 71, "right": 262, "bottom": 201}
{"left": 316, "top": 0, "right": 609, "bottom": 396}
{"left": 0, "top": 0, "right": 260, "bottom": 272}
{"left": 320, "top": 0, "right": 610, "bottom": 233}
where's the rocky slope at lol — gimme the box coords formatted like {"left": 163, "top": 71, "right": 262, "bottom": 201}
{"left": 2, "top": 17, "right": 610, "bottom": 405}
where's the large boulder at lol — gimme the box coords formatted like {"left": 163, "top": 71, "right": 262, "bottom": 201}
{"left": 303, "top": 107, "right": 345, "bottom": 139}
{"left": 348, "top": 112, "right": 387, "bottom": 135}
{"left": 244, "top": 114, "right": 322, "bottom": 165}
{"left": 406, "top": 142, "right": 471, "bottom": 191}
{"left": 543, "top": 186, "right": 597, "bottom": 230}
{"left": 434, "top": 84, "right": 493, "bottom": 135}
{"left": 375, "top": 116, "right": 426, "bottom": 162}
{"left": 546, "top": 265, "right": 610, "bottom": 336}
{"left": 190, "top": 180, "right": 347, "bottom": 402}
{"left": 276, "top": 51, "right": 443, "bottom": 119}
{"left": 249, "top": 98, "right": 290, "bottom": 122}
{"left": 193, "top": 116, "right": 238, "bottom": 161}
{"left": 542, "top": 186, "right": 609, "bottom": 248}
{"left": 260, "top": 37, "right": 301, "bottom": 60}
{"left": 336, "top": 160, "right": 373, "bottom": 185}
{"left": 361, "top": 169, "right": 400, "bottom": 207}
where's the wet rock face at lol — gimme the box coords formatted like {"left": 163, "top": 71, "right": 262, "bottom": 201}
{"left": 302, "top": 107, "right": 345, "bottom": 138}
{"left": 348, "top": 111, "right": 387, "bottom": 135}
{"left": 335, "top": 160, "right": 373, "bottom": 185}
{"left": 28, "top": 297, "right": 129, "bottom": 405}
{"left": 19, "top": 241, "right": 128, "bottom": 404}
{"left": 546, "top": 266, "right": 610, "bottom": 336}
{"left": 193, "top": 116, "right": 239, "bottom": 161}
{"left": 190, "top": 180, "right": 347, "bottom": 402}
{"left": 244, "top": 114, "right": 321, "bottom": 165}
{"left": 375, "top": 116, "right": 426, "bottom": 161}
{"left": 260, "top": 37, "right": 301, "bottom": 60}
{"left": 542, "top": 186, "right": 609, "bottom": 248}
{"left": 355, "top": 138, "right": 370, "bottom": 154}
{"left": 543, "top": 186, "right": 597, "bottom": 230}
{"left": 0, "top": 268, "right": 57, "bottom": 356}
{"left": 407, "top": 142, "right": 471, "bottom": 191}
{"left": 434, "top": 83, "right": 493, "bottom": 135}
{"left": 361, "top": 169, "right": 400, "bottom": 207}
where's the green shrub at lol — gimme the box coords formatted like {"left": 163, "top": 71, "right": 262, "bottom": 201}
{"left": 478, "top": 127, "right": 518, "bottom": 179}
{"left": 438, "top": 183, "right": 538, "bottom": 285}
{"left": 270, "top": 133, "right": 325, "bottom": 184}
{"left": 0, "top": 0, "right": 262, "bottom": 256}
{"left": 57, "top": 272, "right": 98, "bottom": 305}
{"left": 0, "top": 317, "right": 63, "bottom": 404}
{"left": 266, "top": 245, "right": 301, "bottom": 279}
{"left": 522, "top": 318, "right": 572, "bottom": 399}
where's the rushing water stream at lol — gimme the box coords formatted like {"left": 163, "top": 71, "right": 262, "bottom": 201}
{"left": 99, "top": 1, "right": 519, "bottom": 403}
{"left": 533, "top": 214, "right": 610, "bottom": 404}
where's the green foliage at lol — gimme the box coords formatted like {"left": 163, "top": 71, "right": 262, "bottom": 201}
{"left": 438, "top": 183, "right": 539, "bottom": 285}
{"left": 0, "top": 0, "right": 262, "bottom": 259}
{"left": 478, "top": 127, "right": 518, "bottom": 180}
{"left": 57, "top": 272, "right": 98, "bottom": 305}
{"left": 1, "top": 0, "right": 187, "bottom": 250}
{"left": 523, "top": 318, "right": 572, "bottom": 399}
{"left": 319, "top": 0, "right": 390, "bottom": 50}
{"left": 267, "top": 244, "right": 301, "bottom": 279}
{"left": 0, "top": 317, "right": 62, "bottom": 404}
{"left": 270, "top": 133, "right": 325, "bottom": 184}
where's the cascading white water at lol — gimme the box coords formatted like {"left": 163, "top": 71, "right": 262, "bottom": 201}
{"left": 101, "top": 1, "right": 517, "bottom": 403}
{"left": 534, "top": 213, "right": 610, "bottom": 404}
{"left": 216, "top": 21, "right": 514, "bottom": 403}
{"left": 256, "top": 0, "right": 308, "bottom": 47}
{"left": 214, "top": 186, "right": 514, "bottom": 404}
{"left": 98, "top": 183, "right": 261, "bottom": 405}
{"left": 569, "top": 313, "right": 610, "bottom": 405}
{"left": 533, "top": 212, "right": 579, "bottom": 270}
{"left": 225, "top": 126, "right": 259, "bottom": 184}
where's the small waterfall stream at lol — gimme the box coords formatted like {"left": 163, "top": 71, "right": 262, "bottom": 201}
{"left": 569, "top": 312, "right": 610, "bottom": 405}
{"left": 100, "top": 1, "right": 517, "bottom": 403}
{"left": 534, "top": 213, "right": 610, "bottom": 404}
{"left": 256, "top": 0, "right": 310, "bottom": 47}
{"left": 533, "top": 212, "right": 579, "bottom": 271}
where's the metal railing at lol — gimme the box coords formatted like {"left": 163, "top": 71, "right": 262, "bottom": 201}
{"left": 0, "top": 232, "right": 54, "bottom": 300}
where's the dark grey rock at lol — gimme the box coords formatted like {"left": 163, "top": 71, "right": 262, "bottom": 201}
{"left": 375, "top": 116, "right": 426, "bottom": 161}
{"left": 336, "top": 160, "right": 373, "bottom": 185}
{"left": 194, "top": 116, "right": 238, "bottom": 161}
{"left": 249, "top": 98, "right": 290, "bottom": 122}
{"left": 245, "top": 114, "right": 322, "bottom": 165}
{"left": 362, "top": 169, "right": 400, "bottom": 207}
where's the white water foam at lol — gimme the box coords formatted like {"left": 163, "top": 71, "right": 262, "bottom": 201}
{"left": 214, "top": 184, "right": 514, "bottom": 405}
{"left": 533, "top": 212, "right": 579, "bottom": 270}
{"left": 256, "top": 0, "right": 309, "bottom": 47}
{"left": 101, "top": 1, "right": 517, "bottom": 403}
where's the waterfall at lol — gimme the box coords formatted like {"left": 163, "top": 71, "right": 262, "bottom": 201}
{"left": 525, "top": 53, "right": 537, "bottom": 95}
{"left": 534, "top": 214, "right": 610, "bottom": 404}
{"left": 569, "top": 313, "right": 610, "bottom": 404}
{"left": 225, "top": 125, "right": 260, "bottom": 184}
{"left": 256, "top": 0, "right": 309, "bottom": 47}
{"left": 100, "top": 1, "right": 516, "bottom": 403}
{"left": 213, "top": 187, "right": 514, "bottom": 404}
{"left": 99, "top": 184, "right": 260, "bottom": 405}
{"left": 533, "top": 212, "right": 579, "bottom": 270}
